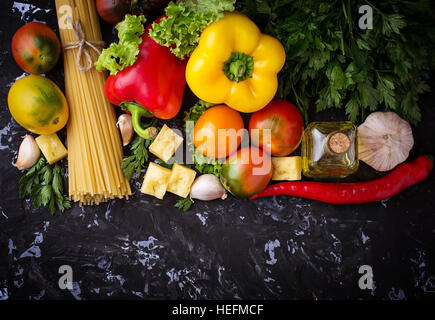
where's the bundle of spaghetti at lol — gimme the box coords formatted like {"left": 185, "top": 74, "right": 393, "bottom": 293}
{"left": 55, "top": 0, "right": 131, "bottom": 205}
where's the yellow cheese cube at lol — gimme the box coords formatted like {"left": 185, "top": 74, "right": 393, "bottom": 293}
{"left": 149, "top": 124, "right": 183, "bottom": 162}
{"left": 272, "top": 156, "right": 302, "bottom": 181}
{"left": 141, "top": 162, "right": 172, "bottom": 199}
{"left": 167, "top": 163, "right": 197, "bottom": 198}
{"left": 35, "top": 133, "right": 68, "bottom": 164}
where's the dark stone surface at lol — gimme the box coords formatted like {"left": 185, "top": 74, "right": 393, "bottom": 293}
{"left": 0, "top": 0, "right": 434, "bottom": 300}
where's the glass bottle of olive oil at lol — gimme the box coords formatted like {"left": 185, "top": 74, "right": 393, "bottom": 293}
{"left": 302, "top": 121, "right": 358, "bottom": 178}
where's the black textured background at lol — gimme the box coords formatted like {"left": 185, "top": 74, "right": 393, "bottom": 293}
{"left": 0, "top": 0, "right": 434, "bottom": 300}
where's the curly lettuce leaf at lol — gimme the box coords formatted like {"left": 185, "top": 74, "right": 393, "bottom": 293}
{"left": 149, "top": 0, "right": 235, "bottom": 59}
{"left": 95, "top": 15, "right": 147, "bottom": 75}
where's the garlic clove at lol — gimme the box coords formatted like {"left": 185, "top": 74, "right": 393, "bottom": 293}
{"left": 358, "top": 112, "right": 414, "bottom": 172}
{"left": 190, "top": 174, "right": 227, "bottom": 201}
{"left": 117, "top": 114, "right": 134, "bottom": 146}
{"left": 15, "top": 135, "right": 41, "bottom": 170}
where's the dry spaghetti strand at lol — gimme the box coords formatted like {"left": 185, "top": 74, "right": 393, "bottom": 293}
{"left": 55, "top": 0, "right": 131, "bottom": 205}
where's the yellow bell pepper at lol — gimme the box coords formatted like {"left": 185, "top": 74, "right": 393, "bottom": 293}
{"left": 186, "top": 12, "right": 286, "bottom": 113}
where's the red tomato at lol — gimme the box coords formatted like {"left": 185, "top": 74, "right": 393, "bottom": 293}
{"left": 96, "top": 0, "right": 131, "bottom": 25}
{"left": 96, "top": 0, "right": 171, "bottom": 25}
{"left": 220, "top": 147, "right": 272, "bottom": 198}
{"left": 12, "top": 22, "right": 60, "bottom": 74}
{"left": 249, "top": 100, "right": 304, "bottom": 156}
{"left": 194, "top": 105, "right": 244, "bottom": 159}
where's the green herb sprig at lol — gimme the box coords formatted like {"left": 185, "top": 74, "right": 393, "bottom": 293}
{"left": 192, "top": 149, "right": 223, "bottom": 176}
{"left": 175, "top": 197, "right": 193, "bottom": 211}
{"left": 122, "top": 119, "right": 157, "bottom": 181}
{"left": 122, "top": 129, "right": 156, "bottom": 181}
{"left": 240, "top": 0, "right": 433, "bottom": 125}
{"left": 19, "top": 156, "right": 71, "bottom": 215}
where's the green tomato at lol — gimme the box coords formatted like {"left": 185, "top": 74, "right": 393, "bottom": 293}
{"left": 220, "top": 147, "right": 272, "bottom": 198}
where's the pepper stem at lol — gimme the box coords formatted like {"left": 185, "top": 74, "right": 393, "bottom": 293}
{"left": 222, "top": 52, "right": 254, "bottom": 83}
{"left": 121, "top": 102, "right": 156, "bottom": 140}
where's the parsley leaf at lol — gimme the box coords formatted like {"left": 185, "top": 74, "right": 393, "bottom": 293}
{"left": 174, "top": 197, "right": 193, "bottom": 211}
{"left": 240, "top": 0, "right": 433, "bottom": 125}
{"left": 121, "top": 119, "right": 157, "bottom": 181}
{"left": 19, "top": 156, "right": 70, "bottom": 215}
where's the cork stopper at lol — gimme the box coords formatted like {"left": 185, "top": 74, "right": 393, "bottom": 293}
{"left": 325, "top": 132, "right": 350, "bottom": 155}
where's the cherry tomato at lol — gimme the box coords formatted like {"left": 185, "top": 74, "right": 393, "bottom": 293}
{"left": 194, "top": 105, "right": 244, "bottom": 159}
{"left": 249, "top": 100, "right": 304, "bottom": 156}
{"left": 12, "top": 22, "right": 60, "bottom": 74}
{"left": 220, "top": 147, "right": 272, "bottom": 198}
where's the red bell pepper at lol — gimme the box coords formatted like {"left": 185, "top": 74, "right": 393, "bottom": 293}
{"left": 104, "top": 17, "right": 187, "bottom": 139}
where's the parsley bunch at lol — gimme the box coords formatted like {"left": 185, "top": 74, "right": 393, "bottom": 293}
{"left": 240, "top": 0, "right": 434, "bottom": 125}
{"left": 19, "top": 156, "right": 71, "bottom": 215}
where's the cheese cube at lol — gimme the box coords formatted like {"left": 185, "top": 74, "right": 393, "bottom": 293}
{"left": 149, "top": 125, "right": 183, "bottom": 162}
{"left": 141, "top": 162, "right": 172, "bottom": 199}
{"left": 272, "top": 156, "right": 302, "bottom": 181}
{"left": 167, "top": 163, "right": 197, "bottom": 198}
{"left": 35, "top": 133, "right": 68, "bottom": 164}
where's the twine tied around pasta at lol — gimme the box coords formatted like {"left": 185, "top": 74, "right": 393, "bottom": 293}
{"left": 63, "top": 16, "right": 104, "bottom": 72}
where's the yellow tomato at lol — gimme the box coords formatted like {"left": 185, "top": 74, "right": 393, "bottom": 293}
{"left": 8, "top": 75, "right": 69, "bottom": 135}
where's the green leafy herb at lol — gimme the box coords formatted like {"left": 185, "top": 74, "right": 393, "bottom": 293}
{"left": 240, "top": 0, "right": 434, "bottom": 125}
{"left": 149, "top": 0, "right": 236, "bottom": 59}
{"left": 192, "top": 148, "right": 223, "bottom": 176}
{"left": 183, "top": 100, "right": 223, "bottom": 176}
{"left": 121, "top": 121, "right": 157, "bottom": 181}
{"left": 174, "top": 197, "right": 193, "bottom": 211}
{"left": 19, "top": 156, "right": 71, "bottom": 215}
{"left": 95, "top": 15, "right": 147, "bottom": 75}
{"left": 183, "top": 100, "right": 214, "bottom": 127}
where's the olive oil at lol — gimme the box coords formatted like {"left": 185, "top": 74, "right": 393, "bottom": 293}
{"left": 302, "top": 121, "right": 358, "bottom": 178}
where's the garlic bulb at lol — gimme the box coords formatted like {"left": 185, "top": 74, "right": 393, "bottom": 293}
{"left": 15, "top": 135, "right": 41, "bottom": 170}
{"left": 358, "top": 112, "right": 414, "bottom": 172}
{"left": 117, "top": 114, "right": 134, "bottom": 146}
{"left": 190, "top": 174, "right": 227, "bottom": 201}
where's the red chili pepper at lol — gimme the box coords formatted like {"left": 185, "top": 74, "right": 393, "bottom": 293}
{"left": 250, "top": 156, "right": 433, "bottom": 204}
{"left": 104, "top": 16, "right": 187, "bottom": 139}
